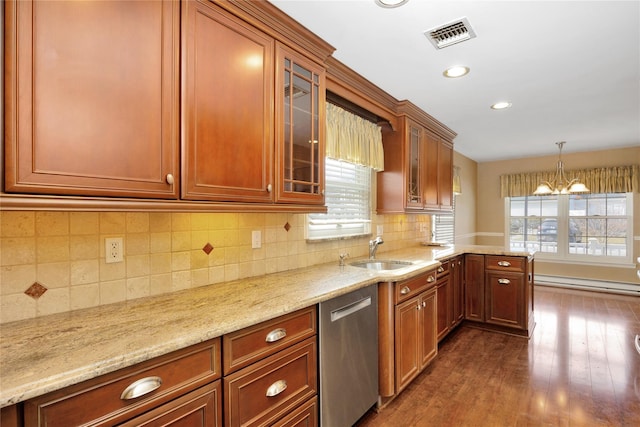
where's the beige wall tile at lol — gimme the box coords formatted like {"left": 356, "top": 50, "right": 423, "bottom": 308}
{"left": 126, "top": 233, "right": 150, "bottom": 256}
{"left": 1, "top": 293, "right": 36, "bottom": 323}
{"left": 71, "top": 259, "right": 100, "bottom": 286}
{"left": 37, "top": 262, "right": 70, "bottom": 289}
{"left": 36, "top": 212, "right": 69, "bottom": 236}
{"left": 37, "top": 288, "right": 69, "bottom": 316}
{"left": 70, "top": 283, "right": 100, "bottom": 311}
{"left": 1, "top": 265, "right": 36, "bottom": 295}
{"left": 100, "top": 279, "right": 126, "bottom": 305}
{"left": 1, "top": 237, "right": 36, "bottom": 266}
{"left": 127, "top": 254, "right": 150, "bottom": 278}
{"left": 36, "top": 236, "right": 69, "bottom": 263}
{"left": 126, "top": 213, "right": 149, "bottom": 233}
{"left": 1, "top": 211, "right": 35, "bottom": 237}
{"left": 150, "top": 253, "right": 171, "bottom": 274}
{"left": 69, "top": 235, "right": 99, "bottom": 261}
{"left": 150, "top": 232, "right": 171, "bottom": 253}
{"left": 70, "top": 212, "right": 99, "bottom": 235}
{"left": 100, "top": 212, "right": 126, "bottom": 234}
{"left": 171, "top": 270, "right": 191, "bottom": 291}
{"left": 149, "top": 213, "right": 172, "bottom": 232}
{"left": 150, "top": 273, "right": 172, "bottom": 296}
{"left": 127, "top": 277, "right": 150, "bottom": 300}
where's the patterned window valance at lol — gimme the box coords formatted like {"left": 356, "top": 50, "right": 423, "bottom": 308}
{"left": 326, "top": 103, "right": 384, "bottom": 171}
{"left": 500, "top": 165, "right": 639, "bottom": 198}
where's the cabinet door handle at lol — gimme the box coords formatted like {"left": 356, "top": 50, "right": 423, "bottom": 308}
{"left": 497, "top": 261, "right": 511, "bottom": 267}
{"left": 417, "top": 303, "right": 421, "bottom": 310}
{"left": 498, "top": 278, "right": 511, "bottom": 285}
{"left": 422, "top": 301, "right": 426, "bottom": 307}
{"left": 427, "top": 275, "right": 435, "bottom": 283}
{"left": 266, "top": 379, "right": 287, "bottom": 397}
{"left": 265, "top": 328, "right": 287, "bottom": 343}
{"left": 165, "top": 174, "right": 174, "bottom": 185}
{"left": 120, "top": 376, "right": 162, "bottom": 400}
{"left": 400, "top": 286, "right": 411, "bottom": 295}
{"left": 267, "top": 184, "right": 273, "bottom": 193}
{"left": 437, "top": 266, "right": 445, "bottom": 273}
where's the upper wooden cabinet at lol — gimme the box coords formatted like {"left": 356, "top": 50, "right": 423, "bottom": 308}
{"left": 377, "top": 101, "right": 456, "bottom": 214}
{"left": 182, "top": 0, "right": 274, "bottom": 203}
{"left": 275, "top": 44, "right": 325, "bottom": 205}
{"left": 4, "top": 0, "right": 180, "bottom": 199}
{"left": 3, "top": 0, "right": 333, "bottom": 210}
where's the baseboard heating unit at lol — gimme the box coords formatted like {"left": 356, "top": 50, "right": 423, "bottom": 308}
{"left": 535, "top": 274, "right": 640, "bottom": 296}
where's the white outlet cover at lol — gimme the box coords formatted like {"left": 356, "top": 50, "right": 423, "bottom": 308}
{"left": 105, "top": 237, "right": 124, "bottom": 263}
{"left": 251, "top": 230, "right": 262, "bottom": 249}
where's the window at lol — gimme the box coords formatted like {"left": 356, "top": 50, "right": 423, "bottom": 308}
{"left": 507, "top": 193, "right": 633, "bottom": 264}
{"left": 433, "top": 198, "right": 455, "bottom": 244}
{"left": 307, "top": 158, "right": 372, "bottom": 240}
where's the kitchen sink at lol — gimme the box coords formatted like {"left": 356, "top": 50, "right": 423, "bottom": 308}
{"left": 350, "top": 260, "right": 413, "bottom": 271}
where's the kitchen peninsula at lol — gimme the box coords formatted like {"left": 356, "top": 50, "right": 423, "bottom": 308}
{"left": 0, "top": 244, "right": 534, "bottom": 424}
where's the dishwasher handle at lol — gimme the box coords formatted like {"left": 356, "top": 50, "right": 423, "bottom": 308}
{"left": 330, "top": 296, "right": 372, "bottom": 322}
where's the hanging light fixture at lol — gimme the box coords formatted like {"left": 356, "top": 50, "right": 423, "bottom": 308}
{"left": 533, "top": 141, "right": 589, "bottom": 195}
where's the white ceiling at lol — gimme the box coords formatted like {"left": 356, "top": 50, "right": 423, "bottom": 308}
{"left": 270, "top": 0, "right": 640, "bottom": 162}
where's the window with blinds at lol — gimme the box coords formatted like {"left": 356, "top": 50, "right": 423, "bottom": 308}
{"left": 307, "top": 158, "right": 372, "bottom": 240}
{"left": 433, "top": 198, "right": 455, "bottom": 244}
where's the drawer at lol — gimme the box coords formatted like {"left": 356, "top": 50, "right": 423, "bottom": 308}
{"left": 395, "top": 269, "right": 437, "bottom": 304}
{"left": 272, "top": 396, "right": 317, "bottom": 427}
{"left": 223, "top": 306, "right": 316, "bottom": 375}
{"left": 436, "top": 261, "right": 450, "bottom": 278}
{"left": 485, "top": 255, "right": 525, "bottom": 272}
{"left": 223, "top": 337, "right": 317, "bottom": 427}
{"left": 24, "top": 338, "right": 221, "bottom": 427}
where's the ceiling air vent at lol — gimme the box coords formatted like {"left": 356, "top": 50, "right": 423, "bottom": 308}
{"left": 424, "top": 17, "right": 476, "bottom": 49}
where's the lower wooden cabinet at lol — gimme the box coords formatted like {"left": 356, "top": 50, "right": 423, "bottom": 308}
{"left": 222, "top": 307, "right": 318, "bottom": 427}
{"left": 23, "top": 338, "right": 222, "bottom": 427}
{"left": 464, "top": 254, "right": 535, "bottom": 337}
{"left": 379, "top": 269, "right": 438, "bottom": 405}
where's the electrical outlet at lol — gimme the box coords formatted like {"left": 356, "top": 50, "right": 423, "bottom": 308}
{"left": 105, "top": 237, "right": 123, "bottom": 263}
{"left": 251, "top": 230, "right": 262, "bottom": 249}
{"left": 376, "top": 225, "right": 384, "bottom": 236}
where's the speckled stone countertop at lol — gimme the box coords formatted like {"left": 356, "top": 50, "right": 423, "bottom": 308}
{"left": 0, "top": 244, "right": 533, "bottom": 407}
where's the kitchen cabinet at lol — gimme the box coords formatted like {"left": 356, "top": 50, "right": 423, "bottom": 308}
{"left": 182, "top": 0, "right": 274, "bottom": 203}
{"left": 22, "top": 338, "right": 222, "bottom": 427}
{"left": 4, "top": 0, "right": 180, "bottom": 199}
{"left": 379, "top": 269, "right": 438, "bottom": 406}
{"left": 275, "top": 44, "right": 325, "bottom": 204}
{"left": 377, "top": 101, "right": 456, "bottom": 213}
{"left": 464, "top": 254, "right": 535, "bottom": 337}
{"left": 3, "top": 0, "right": 333, "bottom": 211}
{"left": 222, "top": 307, "right": 317, "bottom": 427}
{"left": 436, "top": 256, "right": 465, "bottom": 342}
{"left": 183, "top": 1, "right": 325, "bottom": 206}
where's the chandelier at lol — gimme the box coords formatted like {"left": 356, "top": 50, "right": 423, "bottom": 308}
{"left": 533, "top": 142, "right": 589, "bottom": 195}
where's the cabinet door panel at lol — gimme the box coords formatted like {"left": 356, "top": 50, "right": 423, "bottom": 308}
{"left": 5, "top": 0, "right": 179, "bottom": 198}
{"left": 485, "top": 271, "right": 525, "bottom": 329}
{"left": 436, "top": 278, "right": 449, "bottom": 341}
{"left": 275, "top": 43, "right": 325, "bottom": 204}
{"left": 395, "top": 297, "right": 420, "bottom": 392}
{"left": 438, "top": 141, "right": 453, "bottom": 210}
{"left": 465, "top": 254, "right": 485, "bottom": 322}
{"left": 420, "top": 289, "right": 438, "bottom": 368}
{"left": 182, "top": 0, "right": 274, "bottom": 202}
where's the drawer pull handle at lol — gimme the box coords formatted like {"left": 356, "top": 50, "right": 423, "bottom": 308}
{"left": 497, "top": 261, "right": 511, "bottom": 267}
{"left": 266, "top": 380, "right": 287, "bottom": 397}
{"left": 120, "top": 376, "right": 162, "bottom": 400}
{"left": 427, "top": 275, "right": 435, "bottom": 283}
{"left": 265, "top": 328, "right": 287, "bottom": 343}
{"left": 437, "top": 266, "right": 445, "bottom": 273}
{"left": 400, "top": 286, "right": 411, "bottom": 295}
{"left": 498, "top": 278, "right": 511, "bottom": 285}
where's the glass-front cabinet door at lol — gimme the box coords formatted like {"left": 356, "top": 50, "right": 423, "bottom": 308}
{"left": 406, "top": 120, "right": 424, "bottom": 209}
{"left": 275, "top": 43, "right": 325, "bottom": 204}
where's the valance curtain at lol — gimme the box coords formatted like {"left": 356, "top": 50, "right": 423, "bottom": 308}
{"left": 325, "top": 103, "right": 384, "bottom": 171}
{"left": 500, "top": 165, "right": 639, "bottom": 198}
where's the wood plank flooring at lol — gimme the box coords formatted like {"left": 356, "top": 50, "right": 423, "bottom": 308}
{"left": 356, "top": 285, "right": 640, "bottom": 426}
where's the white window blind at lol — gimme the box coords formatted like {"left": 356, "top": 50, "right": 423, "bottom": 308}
{"left": 433, "top": 198, "right": 455, "bottom": 244}
{"left": 307, "top": 158, "right": 371, "bottom": 240}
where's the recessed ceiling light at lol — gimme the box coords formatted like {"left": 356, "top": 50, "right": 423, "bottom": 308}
{"left": 491, "top": 101, "right": 512, "bottom": 110}
{"left": 375, "top": 0, "right": 409, "bottom": 8}
{"left": 443, "top": 66, "right": 470, "bottom": 78}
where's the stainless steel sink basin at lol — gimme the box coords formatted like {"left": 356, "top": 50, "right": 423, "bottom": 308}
{"left": 350, "top": 259, "right": 413, "bottom": 271}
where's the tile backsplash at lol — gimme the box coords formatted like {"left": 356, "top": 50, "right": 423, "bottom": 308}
{"left": 0, "top": 211, "right": 430, "bottom": 324}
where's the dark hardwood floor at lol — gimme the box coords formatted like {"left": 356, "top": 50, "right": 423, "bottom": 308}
{"left": 357, "top": 285, "right": 640, "bottom": 426}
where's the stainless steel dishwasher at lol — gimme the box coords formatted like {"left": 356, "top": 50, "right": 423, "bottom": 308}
{"left": 319, "top": 284, "right": 378, "bottom": 427}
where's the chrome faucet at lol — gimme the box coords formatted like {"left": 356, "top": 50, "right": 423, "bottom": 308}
{"left": 369, "top": 236, "right": 384, "bottom": 259}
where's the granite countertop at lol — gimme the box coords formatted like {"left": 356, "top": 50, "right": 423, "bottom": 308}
{"left": 0, "top": 244, "right": 533, "bottom": 407}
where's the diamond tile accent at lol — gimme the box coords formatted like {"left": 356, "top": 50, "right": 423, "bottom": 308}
{"left": 284, "top": 222, "right": 291, "bottom": 232}
{"left": 202, "top": 243, "right": 214, "bottom": 255}
{"left": 25, "top": 282, "right": 48, "bottom": 299}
